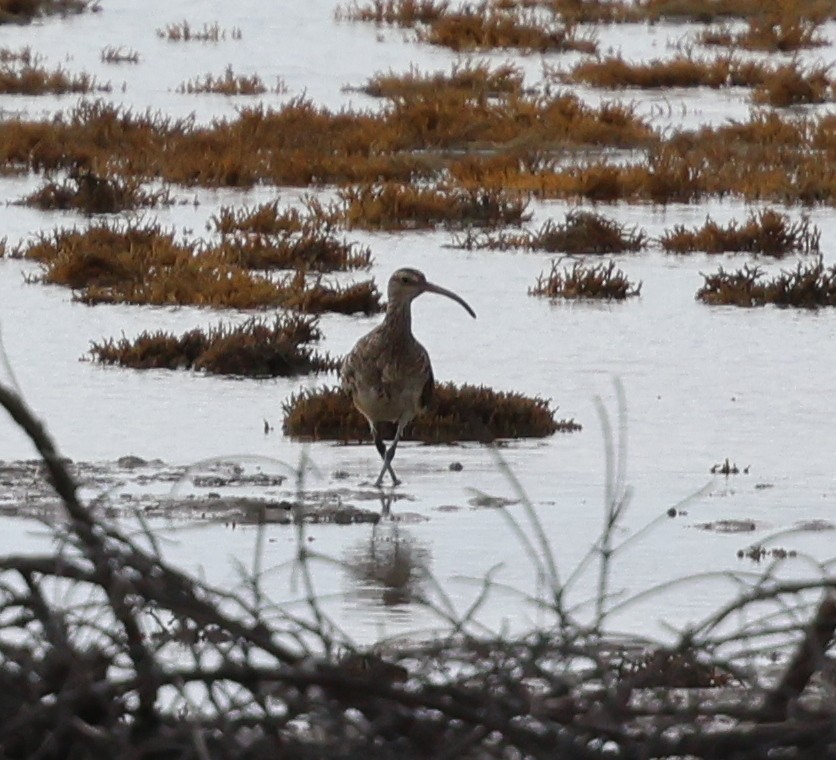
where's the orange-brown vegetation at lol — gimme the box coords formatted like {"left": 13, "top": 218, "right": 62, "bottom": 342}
{"left": 563, "top": 54, "right": 771, "bottom": 89}
{"left": 177, "top": 66, "right": 286, "bottom": 96}
{"left": 0, "top": 82, "right": 829, "bottom": 205}
{"left": 356, "top": 61, "right": 524, "bottom": 100}
{"left": 0, "top": 47, "right": 35, "bottom": 63}
{"left": 156, "top": 20, "right": 242, "bottom": 42}
{"left": 336, "top": 0, "right": 448, "bottom": 26}
{"left": 661, "top": 209, "right": 821, "bottom": 255}
{"left": 0, "top": 62, "right": 108, "bottom": 94}
{"left": 0, "top": 0, "right": 96, "bottom": 23}
{"left": 18, "top": 170, "right": 173, "bottom": 214}
{"left": 0, "top": 91, "right": 655, "bottom": 188}
{"left": 697, "top": 257, "right": 836, "bottom": 307}
{"left": 450, "top": 111, "right": 834, "bottom": 205}
{"left": 213, "top": 233, "right": 372, "bottom": 272}
{"left": 751, "top": 63, "right": 833, "bottom": 107}
{"left": 209, "top": 199, "right": 333, "bottom": 236}
{"left": 337, "top": 182, "right": 529, "bottom": 230}
{"left": 454, "top": 210, "right": 647, "bottom": 252}
{"left": 208, "top": 200, "right": 372, "bottom": 271}
{"left": 282, "top": 382, "right": 579, "bottom": 442}
{"left": 343, "top": 0, "right": 836, "bottom": 28}
{"left": 14, "top": 220, "right": 382, "bottom": 312}
{"left": 639, "top": 0, "right": 834, "bottom": 22}
{"left": 418, "top": 7, "right": 597, "bottom": 53}
{"left": 699, "top": 0, "right": 830, "bottom": 51}
{"left": 90, "top": 315, "right": 337, "bottom": 376}
{"left": 341, "top": 1, "right": 596, "bottom": 52}
{"left": 530, "top": 259, "right": 641, "bottom": 299}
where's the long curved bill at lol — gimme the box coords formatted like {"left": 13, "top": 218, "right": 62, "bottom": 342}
{"left": 423, "top": 281, "right": 476, "bottom": 318}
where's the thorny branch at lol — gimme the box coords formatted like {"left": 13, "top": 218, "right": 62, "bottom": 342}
{"left": 0, "top": 382, "right": 835, "bottom": 758}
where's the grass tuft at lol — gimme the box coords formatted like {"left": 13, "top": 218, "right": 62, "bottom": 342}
{"left": 156, "top": 20, "right": 242, "bottom": 42}
{"left": 100, "top": 46, "right": 140, "bottom": 64}
{"left": 90, "top": 315, "right": 337, "bottom": 377}
{"left": 18, "top": 170, "right": 173, "bottom": 214}
{"left": 697, "top": 256, "right": 836, "bottom": 307}
{"left": 0, "top": 0, "right": 97, "bottom": 24}
{"left": 530, "top": 259, "right": 642, "bottom": 299}
{"left": 177, "top": 66, "right": 287, "bottom": 96}
{"left": 0, "top": 61, "right": 109, "bottom": 94}
{"left": 337, "top": 182, "right": 529, "bottom": 230}
{"left": 282, "top": 382, "right": 579, "bottom": 442}
{"left": 454, "top": 210, "right": 647, "bottom": 253}
{"left": 661, "top": 209, "right": 821, "bottom": 255}
{"left": 14, "top": 219, "right": 382, "bottom": 313}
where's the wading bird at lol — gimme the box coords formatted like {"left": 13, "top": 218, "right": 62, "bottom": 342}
{"left": 342, "top": 268, "right": 476, "bottom": 487}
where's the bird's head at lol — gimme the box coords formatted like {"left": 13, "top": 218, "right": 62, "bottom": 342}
{"left": 387, "top": 268, "right": 476, "bottom": 318}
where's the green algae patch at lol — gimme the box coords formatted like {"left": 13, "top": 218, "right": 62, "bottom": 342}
{"left": 282, "top": 383, "right": 579, "bottom": 442}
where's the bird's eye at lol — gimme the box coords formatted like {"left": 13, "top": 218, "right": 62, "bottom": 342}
{"left": 400, "top": 276, "right": 410, "bottom": 284}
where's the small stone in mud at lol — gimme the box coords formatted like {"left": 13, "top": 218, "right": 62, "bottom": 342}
{"left": 666, "top": 507, "right": 676, "bottom": 518}
{"left": 449, "top": 461, "right": 463, "bottom": 471}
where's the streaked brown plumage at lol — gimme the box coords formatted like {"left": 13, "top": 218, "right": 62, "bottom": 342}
{"left": 341, "top": 268, "right": 476, "bottom": 487}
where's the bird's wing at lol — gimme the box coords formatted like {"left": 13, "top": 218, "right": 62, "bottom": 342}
{"left": 420, "top": 354, "right": 434, "bottom": 410}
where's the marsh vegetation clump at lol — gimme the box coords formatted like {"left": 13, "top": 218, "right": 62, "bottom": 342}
{"left": 530, "top": 259, "right": 642, "bottom": 300}
{"left": 156, "top": 20, "right": 242, "bottom": 42}
{"left": 639, "top": 0, "right": 835, "bottom": 23}
{"left": 337, "top": 182, "right": 530, "bottom": 230}
{"left": 14, "top": 220, "right": 382, "bottom": 313}
{"left": 454, "top": 210, "right": 648, "bottom": 253}
{"left": 699, "top": 5, "right": 830, "bottom": 50}
{"left": 0, "top": 61, "right": 109, "bottom": 94}
{"left": 18, "top": 170, "right": 173, "bottom": 214}
{"left": 100, "top": 46, "right": 140, "bottom": 64}
{"left": 696, "top": 256, "right": 836, "bottom": 307}
{"left": 417, "top": 6, "right": 598, "bottom": 54}
{"left": 357, "top": 61, "right": 525, "bottom": 100}
{"left": 90, "top": 315, "right": 337, "bottom": 377}
{"left": 661, "top": 209, "right": 821, "bottom": 255}
{"left": 341, "top": 1, "right": 597, "bottom": 52}
{"left": 213, "top": 232, "right": 372, "bottom": 273}
{"left": 210, "top": 200, "right": 308, "bottom": 235}
{"left": 0, "top": 0, "right": 97, "bottom": 24}
{"left": 177, "top": 66, "right": 286, "bottom": 96}
{"left": 336, "top": 0, "right": 448, "bottom": 26}
{"left": 751, "top": 62, "right": 834, "bottom": 107}
{"left": 282, "top": 383, "right": 576, "bottom": 442}
{"left": 563, "top": 53, "right": 767, "bottom": 89}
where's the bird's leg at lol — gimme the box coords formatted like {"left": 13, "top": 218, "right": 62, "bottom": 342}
{"left": 372, "top": 425, "right": 400, "bottom": 487}
{"left": 375, "top": 424, "right": 403, "bottom": 488}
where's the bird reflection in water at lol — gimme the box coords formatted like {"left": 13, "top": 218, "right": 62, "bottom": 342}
{"left": 343, "top": 522, "right": 431, "bottom": 608}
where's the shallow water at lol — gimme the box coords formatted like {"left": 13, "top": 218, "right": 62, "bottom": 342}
{"left": 0, "top": 1, "right": 834, "bottom": 646}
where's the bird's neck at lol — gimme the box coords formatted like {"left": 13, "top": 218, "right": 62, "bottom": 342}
{"left": 383, "top": 301, "right": 412, "bottom": 335}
